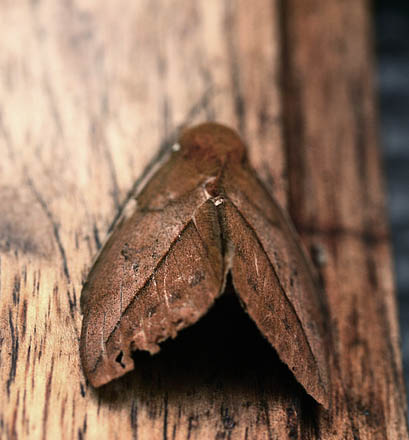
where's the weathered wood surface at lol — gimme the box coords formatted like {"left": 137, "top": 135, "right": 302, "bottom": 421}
{"left": 0, "top": 1, "right": 407, "bottom": 439}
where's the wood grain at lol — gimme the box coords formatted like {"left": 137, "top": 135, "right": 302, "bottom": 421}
{"left": 0, "top": 0, "right": 407, "bottom": 439}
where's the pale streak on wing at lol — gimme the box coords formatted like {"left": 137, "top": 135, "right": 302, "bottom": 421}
{"left": 254, "top": 253, "right": 259, "bottom": 277}
{"left": 162, "top": 260, "right": 170, "bottom": 309}
{"left": 100, "top": 312, "right": 106, "bottom": 357}
{"left": 119, "top": 270, "right": 124, "bottom": 317}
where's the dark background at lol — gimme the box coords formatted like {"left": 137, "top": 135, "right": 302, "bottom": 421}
{"left": 374, "top": 0, "right": 409, "bottom": 410}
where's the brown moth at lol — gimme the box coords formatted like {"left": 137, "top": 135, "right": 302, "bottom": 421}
{"left": 80, "top": 122, "right": 330, "bottom": 407}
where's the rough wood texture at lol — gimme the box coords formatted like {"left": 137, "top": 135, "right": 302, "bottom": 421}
{"left": 0, "top": 1, "right": 407, "bottom": 439}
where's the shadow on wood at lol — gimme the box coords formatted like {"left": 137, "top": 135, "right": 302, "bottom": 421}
{"left": 94, "top": 277, "right": 319, "bottom": 433}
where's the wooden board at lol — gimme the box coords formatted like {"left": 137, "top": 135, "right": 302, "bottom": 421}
{"left": 0, "top": 0, "right": 407, "bottom": 438}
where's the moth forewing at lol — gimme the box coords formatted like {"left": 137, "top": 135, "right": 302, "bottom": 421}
{"left": 219, "top": 194, "right": 329, "bottom": 408}
{"left": 80, "top": 185, "right": 224, "bottom": 387}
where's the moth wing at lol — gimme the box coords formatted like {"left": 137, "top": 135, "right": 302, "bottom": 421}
{"left": 80, "top": 157, "right": 224, "bottom": 387}
{"left": 222, "top": 166, "right": 330, "bottom": 407}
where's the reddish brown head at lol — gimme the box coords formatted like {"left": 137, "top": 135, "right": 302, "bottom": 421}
{"left": 179, "top": 122, "right": 246, "bottom": 171}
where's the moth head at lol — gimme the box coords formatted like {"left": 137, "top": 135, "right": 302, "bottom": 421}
{"left": 179, "top": 122, "right": 246, "bottom": 170}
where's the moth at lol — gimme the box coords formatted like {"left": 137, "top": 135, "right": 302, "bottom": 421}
{"left": 80, "top": 122, "right": 330, "bottom": 407}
